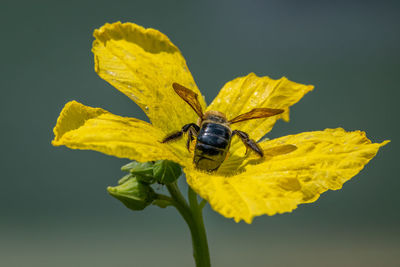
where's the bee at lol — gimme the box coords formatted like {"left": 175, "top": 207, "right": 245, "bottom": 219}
{"left": 161, "top": 83, "right": 284, "bottom": 172}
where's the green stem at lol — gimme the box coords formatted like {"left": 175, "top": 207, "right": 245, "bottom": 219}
{"left": 199, "top": 199, "right": 207, "bottom": 210}
{"left": 167, "top": 182, "right": 211, "bottom": 267}
{"left": 188, "top": 187, "right": 210, "bottom": 265}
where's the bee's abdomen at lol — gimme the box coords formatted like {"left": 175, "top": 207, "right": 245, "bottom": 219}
{"left": 194, "top": 123, "right": 231, "bottom": 171}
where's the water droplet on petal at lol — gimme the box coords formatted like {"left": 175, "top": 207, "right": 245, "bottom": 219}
{"left": 106, "top": 70, "right": 116, "bottom": 76}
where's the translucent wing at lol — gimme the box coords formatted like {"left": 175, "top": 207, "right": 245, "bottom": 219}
{"left": 172, "top": 83, "right": 204, "bottom": 118}
{"left": 229, "top": 108, "right": 284, "bottom": 124}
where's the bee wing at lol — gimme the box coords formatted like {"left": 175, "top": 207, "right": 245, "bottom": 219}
{"left": 172, "top": 83, "right": 204, "bottom": 118}
{"left": 229, "top": 108, "right": 284, "bottom": 124}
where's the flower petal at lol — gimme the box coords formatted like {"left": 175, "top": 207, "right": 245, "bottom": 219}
{"left": 92, "top": 22, "right": 206, "bottom": 133}
{"left": 52, "top": 101, "right": 191, "bottom": 166}
{"left": 207, "top": 73, "right": 314, "bottom": 152}
{"left": 185, "top": 128, "right": 389, "bottom": 223}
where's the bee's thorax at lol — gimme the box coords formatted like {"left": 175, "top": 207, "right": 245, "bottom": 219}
{"left": 202, "top": 110, "right": 228, "bottom": 124}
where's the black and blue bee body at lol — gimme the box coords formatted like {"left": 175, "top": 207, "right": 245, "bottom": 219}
{"left": 161, "top": 83, "right": 284, "bottom": 172}
{"left": 194, "top": 115, "right": 232, "bottom": 171}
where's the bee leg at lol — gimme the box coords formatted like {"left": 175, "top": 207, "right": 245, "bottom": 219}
{"left": 161, "top": 131, "right": 183, "bottom": 143}
{"left": 161, "top": 123, "right": 200, "bottom": 144}
{"left": 186, "top": 130, "right": 195, "bottom": 151}
{"left": 186, "top": 130, "right": 192, "bottom": 150}
{"left": 232, "top": 130, "right": 263, "bottom": 157}
{"left": 186, "top": 125, "right": 200, "bottom": 151}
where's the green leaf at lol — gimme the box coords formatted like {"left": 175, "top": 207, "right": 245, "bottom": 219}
{"left": 153, "top": 160, "right": 182, "bottom": 184}
{"left": 108, "top": 175, "right": 156, "bottom": 211}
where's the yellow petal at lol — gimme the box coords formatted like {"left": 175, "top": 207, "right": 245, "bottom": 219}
{"left": 185, "top": 128, "right": 389, "bottom": 223}
{"left": 92, "top": 22, "right": 206, "bottom": 133}
{"left": 207, "top": 73, "right": 314, "bottom": 152}
{"left": 52, "top": 101, "right": 191, "bottom": 166}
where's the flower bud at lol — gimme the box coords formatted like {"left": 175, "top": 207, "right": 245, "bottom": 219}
{"left": 121, "top": 161, "right": 156, "bottom": 184}
{"left": 108, "top": 175, "right": 156, "bottom": 211}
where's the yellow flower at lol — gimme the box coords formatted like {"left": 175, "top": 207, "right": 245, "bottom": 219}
{"left": 52, "top": 22, "right": 389, "bottom": 223}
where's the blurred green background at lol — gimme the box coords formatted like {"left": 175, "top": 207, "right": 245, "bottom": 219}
{"left": 1, "top": 1, "right": 398, "bottom": 266}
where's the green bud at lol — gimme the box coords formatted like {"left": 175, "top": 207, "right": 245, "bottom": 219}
{"left": 108, "top": 175, "right": 156, "bottom": 211}
{"left": 153, "top": 160, "right": 182, "bottom": 184}
{"left": 121, "top": 161, "right": 156, "bottom": 184}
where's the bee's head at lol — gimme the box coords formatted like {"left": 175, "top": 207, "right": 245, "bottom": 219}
{"left": 203, "top": 111, "right": 228, "bottom": 123}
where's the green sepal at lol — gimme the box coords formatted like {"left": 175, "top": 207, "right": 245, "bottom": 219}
{"left": 153, "top": 160, "right": 182, "bottom": 184}
{"left": 118, "top": 174, "right": 132, "bottom": 185}
{"left": 108, "top": 175, "right": 156, "bottom": 211}
{"left": 152, "top": 199, "right": 172, "bottom": 208}
{"left": 121, "top": 161, "right": 156, "bottom": 184}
